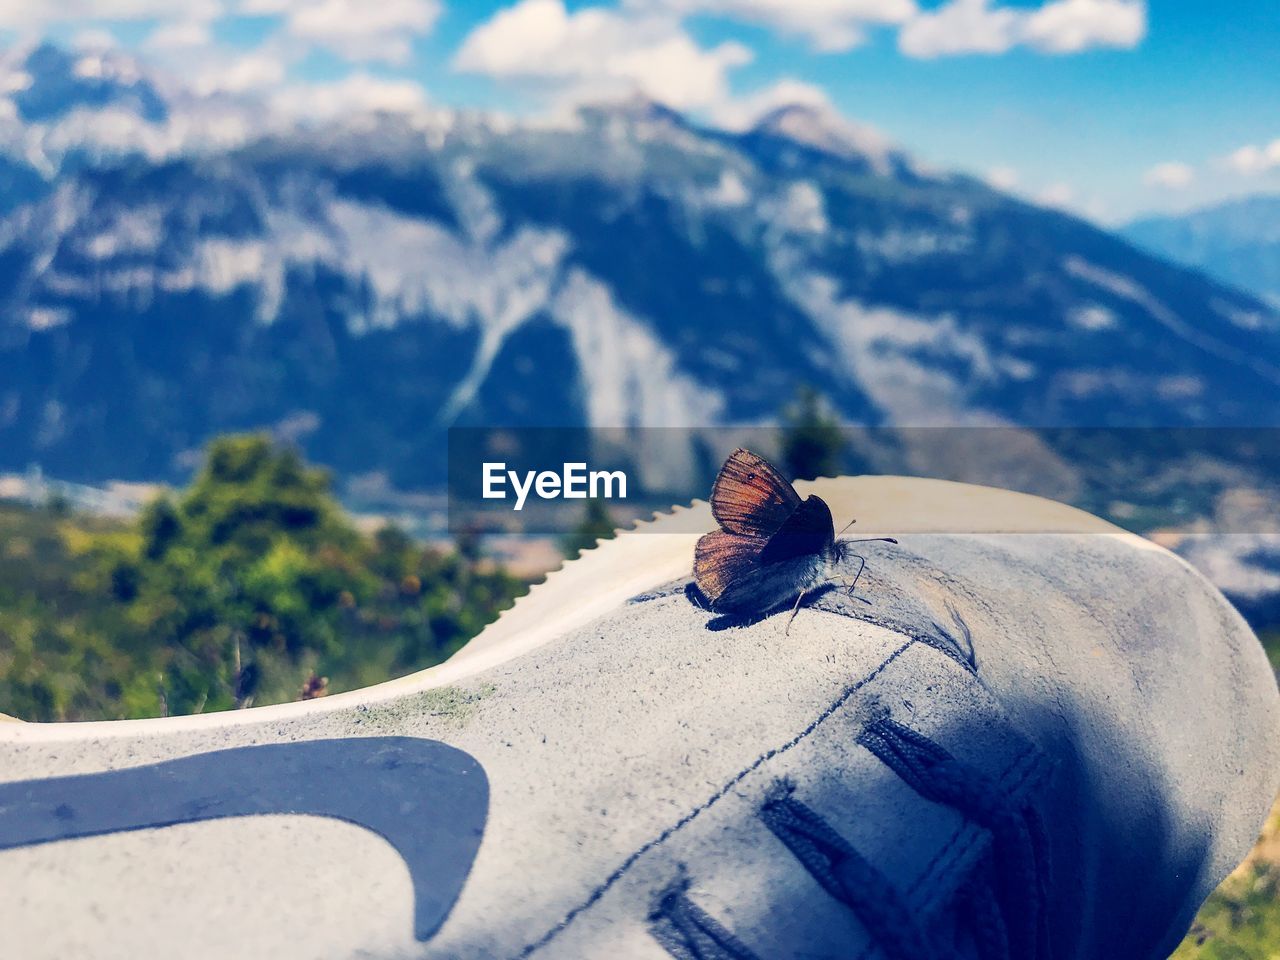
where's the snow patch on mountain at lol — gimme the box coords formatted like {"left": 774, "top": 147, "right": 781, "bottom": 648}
{"left": 3, "top": 172, "right": 575, "bottom": 391}
{"left": 26, "top": 306, "right": 70, "bottom": 331}
{"left": 444, "top": 157, "right": 503, "bottom": 246}
{"left": 1213, "top": 299, "right": 1276, "bottom": 333}
{"left": 185, "top": 238, "right": 271, "bottom": 297}
{"left": 853, "top": 225, "right": 973, "bottom": 263}
{"left": 1068, "top": 304, "right": 1117, "bottom": 331}
{"left": 549, "top": 268, "right": 725, "bottom": 430}
{"left": 762, "top": 181, "right": 827, "bottom": 236}
{"left": 79, "top": 205, "right": 166, "bottom": 259}
{"left": 1064, "top": 256, "right": 1150, "bottom": 304}
{"left": 779, "top": 266, "right": 1004, "bottom": 423}
{"left": 753, "top": 104, "right": 897, "bottom": 175}
{"left": 704, "top": 169, "right": 749, "bottom": 208}
{"left": 1067, "top": 255, "right": 1280, "bottom": 387}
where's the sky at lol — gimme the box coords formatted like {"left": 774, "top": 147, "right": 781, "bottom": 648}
{"left": 3, "top": 0, "right": 1279, "bottom": 224}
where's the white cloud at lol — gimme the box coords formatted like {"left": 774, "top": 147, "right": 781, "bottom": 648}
{"left": 144, "top": 20, "right": 214, "bottom": 51}
{"left": 269, "top": 73, "right": 430, "bottom": 119}
{"left": 0, "top": 68, "right": 30, "bottom": 95}
{"left": 900, "top": 0, "right": 1145, "bottom": 58}
{"left": 454, "top": 0, "right": 753, "bottom": 110}
{"left": 1022, "top": 0, "right": 1144, "bottom": 53}
{"left": 190, "top": 46, "right": 288, "bottom": 95}
{"left": 986, "top": 165, "right": 1019, "bottom": 190}
{"left": 1142, "top": 161, "right": 1193, "bottom": 190}
{"left": 240, "top": 0, "right": 442, "bottom": 64}
{"left": 70, "top": 28, "right": 122, "bottom": 50}
{"left": 641, "top": 0, "right": 918, "bottom": 54}
{"left": 899, "top": 0, "right": 1020, "bottom": 57}
{"left": 1223, "top": 139, "right": 1280, "bottom": 176}
{"left": 0, "top": 0, "right": 223, "bottom": 28}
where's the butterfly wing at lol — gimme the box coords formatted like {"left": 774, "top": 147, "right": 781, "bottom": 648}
{"left": 693, "top": 530, "right": 763, "bottom": 605}
{"left": 759, "top": 494, "right": 835, "bottom": 566}
{"left": 709, "top": 448, "right": 801, "bottom": 539}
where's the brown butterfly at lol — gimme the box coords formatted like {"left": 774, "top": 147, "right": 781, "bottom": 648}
{"left": 693, "top": 448, "right": 895, "bottom": 629}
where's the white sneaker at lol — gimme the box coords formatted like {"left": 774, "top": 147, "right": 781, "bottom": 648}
{"left": 1, "top": 477, "right": 1276, "bottom": 960}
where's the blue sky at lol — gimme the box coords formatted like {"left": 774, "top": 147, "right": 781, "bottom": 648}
{"left": 7, "top": 0, "right": 1280, "bottom": 223}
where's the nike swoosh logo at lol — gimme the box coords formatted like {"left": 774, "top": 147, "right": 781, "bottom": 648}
{"left": 0, "top": 736, "right": 488, "bottom": 941}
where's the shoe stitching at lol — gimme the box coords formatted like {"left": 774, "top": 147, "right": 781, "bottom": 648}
{"left": 638, "top": 577, "right": 979, "bottom": 675}
{"left": 815, "top": 598, "right": 977, "bottom": 674}
{"left": 514, "top": 637, "right": 918, "bottom": 958}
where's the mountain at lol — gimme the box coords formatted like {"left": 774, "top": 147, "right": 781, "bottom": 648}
{"left": 7, "top": 42, "right": 168, "bottom": 125}
{"left": 2, "top": 43, "right": 1280, "bottom": 488}
{"left": 1123, "top": 194, "right": 1280, "bottom": 308}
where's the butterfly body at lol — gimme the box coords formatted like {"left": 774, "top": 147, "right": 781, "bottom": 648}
{"left": 694, "top": 449, "right": 859, "bottom": 616}
{"left": 698, "top": 538, "right": 837, "bottom": 614}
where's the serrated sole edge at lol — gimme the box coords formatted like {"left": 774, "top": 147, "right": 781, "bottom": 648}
{"left": 1, "top": 475, "right": 1133, "bottom": 741}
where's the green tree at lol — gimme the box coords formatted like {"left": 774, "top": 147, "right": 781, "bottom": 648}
{"left": 0, "top": 434, "right": 523, "bottom": 721}
{"left": 780, "top": 386, "right": 845, "bottom": 481}
{"left": 561, "top": 498, "right": 617, "bottom": 560}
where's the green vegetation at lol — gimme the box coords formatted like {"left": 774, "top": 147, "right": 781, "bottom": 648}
{"left": 1174, "top": 799, "right": 1280, "bottom": 958}
{"left": 0, "top": 434, "right": 521, "bottom": 721}
{"left": 1257, "top": 629, "right": 1280, "bottom": 674}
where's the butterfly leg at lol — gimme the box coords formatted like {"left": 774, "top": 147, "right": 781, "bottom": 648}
{"left": 833, "top": 536, "right": 894, "bottom": 605}
{"left": 784, "top": 588, "right": 809, "bottom": 637}
{"left": 786, "top": 554, "right": 869, "bottom": 636}
{"left": 840, "top": 554, "right": 873, "bottom": 605}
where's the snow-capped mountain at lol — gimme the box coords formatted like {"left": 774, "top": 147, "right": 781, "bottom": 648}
{"left": 2, "top": 42, "right": 1280, "bottom": 487}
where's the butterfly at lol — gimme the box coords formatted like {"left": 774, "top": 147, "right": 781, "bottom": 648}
{"left": 693, "top": 448, "right": 895, "bottom": 630}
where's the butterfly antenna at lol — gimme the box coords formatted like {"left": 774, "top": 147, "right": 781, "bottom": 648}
{"left": 836, "top": 517, "right": 858, "bottom": 537}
